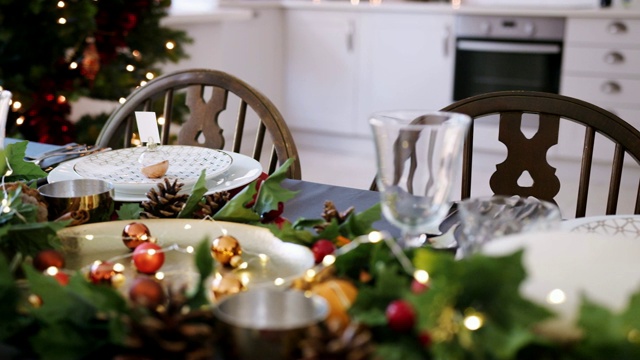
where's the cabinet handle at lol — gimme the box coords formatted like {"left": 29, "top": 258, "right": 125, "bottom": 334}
{"left": 604, "top": 51, "right": 625, "bottom": 64}
{"left": 607, "top": 21, "right": 628, "bottom": 34}
{"left": 347, "top": 21, "right": 355, "bottom": 52}
{"left": 601, "top": 81, "right": 622, "bottom": 94}
{"left": 443, "top": 24, "right": 451, "bottom": 57}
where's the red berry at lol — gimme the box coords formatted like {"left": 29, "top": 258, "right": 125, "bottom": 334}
{"left": 89, "top": 261, "right": 123, "bottom": 285}
{"left": 411, "top": 279, "right": 430, "bottom": 294}
{"left": 311, "top": 239, "right": 336, "bottom": 264}
{"left": 129, "top": 277, "right": 166, "bottom": 308}
{"left": 385, "top": 300, "right": 416, "bottom": 332}
{"left": 419, "top": 331, "right": 433, "bottom": 348}
{"left": 133, "top": 243, "right": 165, "bottom": 274}
{"left": 33, "top": 249, "right": 65, "bottom": 272}
{"left": 261, "top": 202, "right": 285, "bottom": 223}
{"left": 53, "top": 271, "right": 70, "bottom": 286}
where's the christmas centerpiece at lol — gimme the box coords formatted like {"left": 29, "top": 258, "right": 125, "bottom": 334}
{"left": 1, "top": 150, "right": 640, "bottom": 359}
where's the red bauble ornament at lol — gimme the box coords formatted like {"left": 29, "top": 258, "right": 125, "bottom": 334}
{"left": 311, "top": 239, "right": 336, "bottom": 264}
{"left": 33, "top": 249, "right": 65, "bottom": 272}
{"left": 52, "top": 271, "right": 70, "bottom": 286}
{"left": 129, "top": 277, "right": 166, "bottom": 308}
{"left": 122, "top": 222, "right": 152, "bottom": 250}
{"left": 419, "top": 331, "right": 433, "bottom": 348}
{"left": 89, "top": 261, "right": 124, "bottom": 286}
{"left": 132, "top": 243, "right": 165, "bottom": 274}
{"left": 385, "top": 300, "right": 416, "bottom": 332}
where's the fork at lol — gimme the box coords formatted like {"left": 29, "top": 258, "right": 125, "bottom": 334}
{"left": 27, "top": 146, "right": 104, "bottom": 166}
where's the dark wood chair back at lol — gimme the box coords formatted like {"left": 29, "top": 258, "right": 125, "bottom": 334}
{"left": 371, "top": 91, "right": 640, "bottom": 218}
{"left": 95, "top": 69, "right": 301, "bottom": 179}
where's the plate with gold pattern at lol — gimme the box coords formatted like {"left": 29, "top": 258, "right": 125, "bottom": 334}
{"left": 72, "top": 146, "right": 232, "bottom": 195}
{"left": 57, "top": 219, "right": 314, "bottom": 294}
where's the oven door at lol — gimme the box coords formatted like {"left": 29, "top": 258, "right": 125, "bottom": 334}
{"left": 453, "top": 39, "right": 563, "bottom": 100}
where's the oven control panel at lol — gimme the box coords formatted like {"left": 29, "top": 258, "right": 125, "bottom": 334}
{"left": 456, "top": 15, "right": 565, "bottom": 40}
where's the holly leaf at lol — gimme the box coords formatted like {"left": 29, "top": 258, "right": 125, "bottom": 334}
{"left": 0, "top": 141, "right": 47, "bottom": 182}
{"left": 178, "top": 169, "right": 208, "bottom": 218}
{"left": 213, "top": 181, "right": 260, "bottom": 223}
{"left": 116, "top": 203, "right": 142, "bottom": 220}
{"left": 338, "top": 203, "right": 381, "bottom": 238}
{"left": 188, "top": 237, "right": 214, "bottom": 308}
{"left": 263, "top": 220, "right": 315, "bottom": 246}
{"left": 253, "top": 158, "right": 299, "bottom": 216}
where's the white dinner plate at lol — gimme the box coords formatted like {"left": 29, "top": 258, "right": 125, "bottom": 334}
{"left": 482, "top": 229, "right": 640, "bottom": 340}
{"left": 73, "top": 146, "right": 232, "bottom": 195}
{"left": 563, "top": 215, "right": 640, "bottom": 239}
{"left": 48, "top": 151, "right": 263, "bottom": 202}
{"left": 57, "top": 219, "right": 314, "bottom": 294}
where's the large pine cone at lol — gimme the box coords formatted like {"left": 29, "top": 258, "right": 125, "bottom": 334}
{"left": 1, "top": 182, "right": 48, "bottom": 222}
{"left": 298, "top": 321, "right": 377, "bottom": 360}
{"left": 193, "top": 191, "right": 231, "bottom": 219}
{"left": 140, "top": 178, "right": 189, "bottom": 219}
{"left": 116, "top": 288, "right": 217, "bottom": 360}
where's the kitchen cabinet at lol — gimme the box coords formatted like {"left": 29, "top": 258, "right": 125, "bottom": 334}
{"left": 560, "top": 17, "right": 640, "bottom": 163}
{"left": 357, "top": 12, "right": 455, "bottom": 136}
{"left": 283, "top": 10, "right": 359, "bottom": 135}
{"left": 283, "top": 9, "right": 455, "bottom": 140}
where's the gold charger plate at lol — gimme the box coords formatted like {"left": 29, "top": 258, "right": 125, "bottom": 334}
{"left": 57, "top": 219, "right": 314, "bottom": 294}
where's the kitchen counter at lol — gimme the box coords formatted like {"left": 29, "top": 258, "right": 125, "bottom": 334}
{"left": 218, "top": 0, "right": 640, "bottom": 18}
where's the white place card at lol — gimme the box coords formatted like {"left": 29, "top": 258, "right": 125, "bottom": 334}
{"left": 135, "top": 111, "right": 161, "bottom": 144}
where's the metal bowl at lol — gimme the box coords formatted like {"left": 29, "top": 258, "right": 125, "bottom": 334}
{"left": 38, "top": 179, "right": 114, "bottom": 225}
{"left": 213, "top": 288, "right": 328, "bottom": 360}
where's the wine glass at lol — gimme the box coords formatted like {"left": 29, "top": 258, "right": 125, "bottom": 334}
{"left": 370, "top": 110, "right": 471, "bottom": 248}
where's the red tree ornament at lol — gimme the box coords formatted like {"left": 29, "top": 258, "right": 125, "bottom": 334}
{"left": 132, "top": 242, "right": 165, "bottom": 274}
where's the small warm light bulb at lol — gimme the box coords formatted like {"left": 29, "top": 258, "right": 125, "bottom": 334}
{"left": 367, "top": 231, "right": 384, "bottom": 243}
{"left": 155, "top": 272, "right": 165, "bottom": 280}
{"left": 165, "top": 41, "right": 175, "bottom": 50}
{"left": 146, "top": 72, "right": 154, "bottom": 80}
{"left": 413, "top": 269, "right": 429, "bottom": 284}
{"left": 58, "top": 17, "right": 67, "bottom": 24}
{"left": 46, "top": 267, "right": 59, "bottom": 276}
{"left": 85, "top": 234, "right": 94, "bottom": 240}
{"left": 274, "top": 277, "right": 285, "bottom": 286}
{"left": 185, "top": 246, "right": 194, "bottom": 253}
{"left": 132, "top": 50, "right": 141, "bottom": 59}
{"left": 305, "top": 269, "right": 316, "bottom": 281}
{"left": 258, "top": 254, "right": 269, "bottom": 265}
{"left": 2, "top": 206, "right": 11, "bottom": 213}
{"left": 546, "top": 289, "right": 567, "bottom": 305}
{"left": 139, "top": 80, "right": 147, "bottom": 87}
{"left": 12, "top": 101, "right": 21, "bottom": 110}
{"left": 57, "top": 1, "right": 65, "bottom": 7}
{"left": 113, "top": 263, "right": 125, "bottom": 272}
{"left": 119, "top": 97, "right": 126, "bottom": 104}
{"left": 69, "top": 61, "right": 78, "bottom": 69}
{"left": 147, "top": 249, "right": 157, "bottom": 256}
{"left": 184, "top": 224, "right": 192, "bottom": 230}
{"left": 157, "top": 117, "right": 165, "bottom": 126}
{"left": 16, "top": 116, "right": 24, "bottom": 125}
{"left": 125, "top": 64, "right": 135, "bottom": 72}
{"left": 322, "top": 254, "right": 336, "bottom": 266}
{"left": 464, "top": 315, "right": 484, "bottom": 331}
{"left": 57, "top": 95, "right": 66, "bottom": 104}
{"left": 4, "top": 169, "right": 12, "bottom": 176}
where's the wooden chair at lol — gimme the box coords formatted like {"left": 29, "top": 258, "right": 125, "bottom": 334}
{"left": 371, "top": 91, "right": 640, "bottom": 218}
{"left": 95, "top": 69, "right": 301, "bottom": 179}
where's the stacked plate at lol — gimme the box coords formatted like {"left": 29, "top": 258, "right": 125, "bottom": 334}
{"left": 48, "top": 145, "right": 263, "bottom": 202}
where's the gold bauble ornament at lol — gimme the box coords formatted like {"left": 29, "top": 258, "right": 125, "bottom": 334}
{"left": 211, "top": 273, "right": 245, "bottom": 301}
{"left": 211, "top": 235, "right": 242, "bottom": 266}
{"left": 122, "top": 222, "right": 152, "bottom": 250}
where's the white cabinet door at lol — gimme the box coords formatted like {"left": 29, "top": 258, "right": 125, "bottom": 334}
{"left": 357, "top": 12, "right": 455, "bottom": 136}
{"left": 283, "top": 10, "right": 359, "bottom": 134}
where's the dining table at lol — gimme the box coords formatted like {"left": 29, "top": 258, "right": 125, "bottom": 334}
{"left": 6, "top": 139, "right": 640, "bottom": 359}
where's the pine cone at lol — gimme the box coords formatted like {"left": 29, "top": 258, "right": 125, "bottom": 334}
{"left": 116, "top": 288, "right": 217, "bottom": 360}
{"left": 140, "top": 178, "right": 189, "bottom": 219}
{"left": 298, "top": 321, "right": 377, "bottom": 360}
{"left": 193, "top": 191, "right": 231, "bottom": 219}
{"left": 314, "top": 201, "right": 355, "bottom": 232}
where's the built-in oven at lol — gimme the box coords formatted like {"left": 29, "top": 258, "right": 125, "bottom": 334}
{"left": 453, "top": 15, "right": 565, "bottom": 101}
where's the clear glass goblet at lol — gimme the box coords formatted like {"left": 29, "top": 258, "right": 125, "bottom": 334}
{"left": 370, "top": 110, "right": 471, "bottom": 248}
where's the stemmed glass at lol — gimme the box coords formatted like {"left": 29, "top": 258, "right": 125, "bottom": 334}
{"left": 370, "top": 110, "right": 471, "bottom": 248}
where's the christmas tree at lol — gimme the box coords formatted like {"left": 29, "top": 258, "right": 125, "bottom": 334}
{"left": 0, "top": 0, "right": 191, "bottom": 144}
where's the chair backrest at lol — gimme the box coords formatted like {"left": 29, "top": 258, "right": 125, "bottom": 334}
{"left": 371, "top": 91, "right": 640, "bottom": 218}
{"left": 95, "top": 69, "right": 301, "bottom": 179}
